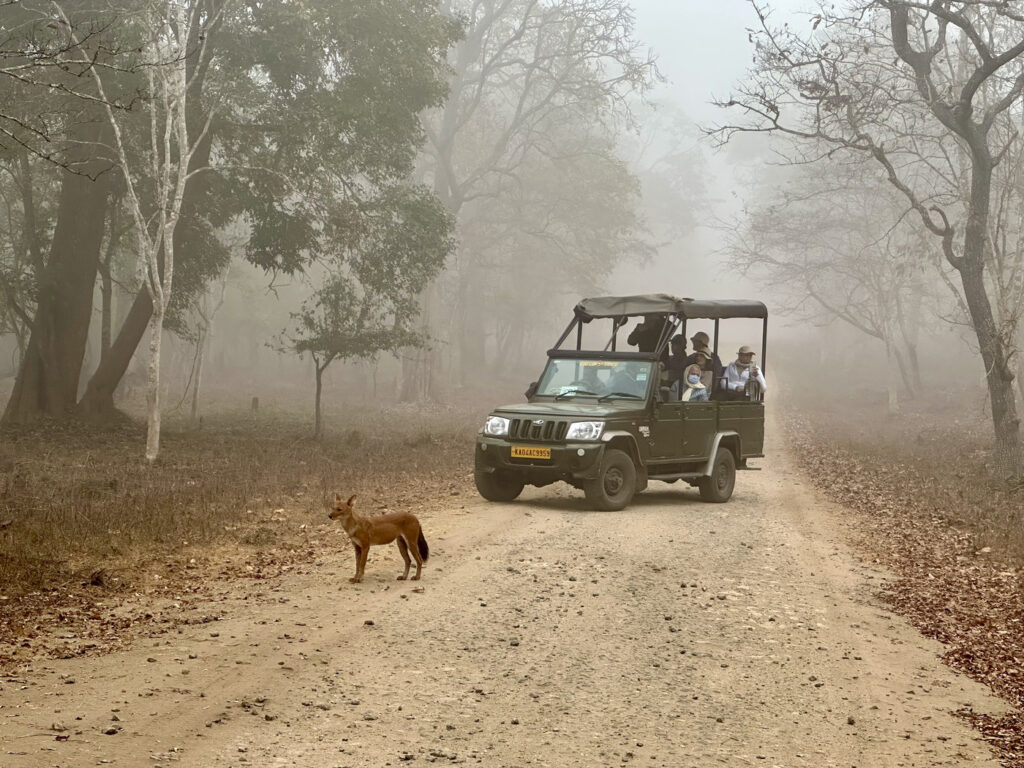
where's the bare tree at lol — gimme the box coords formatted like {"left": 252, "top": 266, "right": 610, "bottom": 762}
{"left": 403, "top": 0, "right": 658, "bottom": 397}
{"left": 728, "top": 160, "right": 930, "bottom": 412}
{"left": 58, "top": 0, "right": 216, "bottom": 461}
{"left": 714, "top": 0, "right": 1024, "bottom": 478}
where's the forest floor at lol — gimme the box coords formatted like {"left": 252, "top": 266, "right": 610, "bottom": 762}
{"left": 784, "top": 389, "right": 1024, "bottom": 765}
{"left": 1, "top": 394, "right": 1023, "bottom": 764}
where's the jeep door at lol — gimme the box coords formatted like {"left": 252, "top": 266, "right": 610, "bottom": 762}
{"left": 649, "top": 401, "right": 716, "bottom": 460}
{"left": 680, "top": 402, "right": 716, "bottom": 459}
{"left": 650, "top": 402, "right": 685, "bottom": 460}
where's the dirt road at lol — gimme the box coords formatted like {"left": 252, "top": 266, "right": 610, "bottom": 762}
{"left": 0, "top": 442, "right": 1008, "bottom": 767}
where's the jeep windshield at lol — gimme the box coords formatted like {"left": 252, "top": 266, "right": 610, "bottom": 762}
{"left": 535, "top": 357, "right": 655, "bottom": 401}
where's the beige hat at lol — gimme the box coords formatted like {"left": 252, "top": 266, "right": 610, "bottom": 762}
{"left": 693, "top": 349, "right": 711, "bottom": 360}
{"left": 737, "top": 345, "right": 755, "bottom": 356}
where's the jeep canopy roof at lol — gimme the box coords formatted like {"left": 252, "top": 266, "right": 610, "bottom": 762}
{"left": 575, "top": 294, "right": 768, "bottom": 321}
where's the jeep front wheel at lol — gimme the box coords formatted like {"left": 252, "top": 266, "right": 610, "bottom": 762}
{"left": 584, "top": 448, "right": 636, "bottom": 511}
{"left": 475, "top": 469, "right": 525, "bottom": 502}
{"left": 699, "top": 447, "right": 735, "bottom": 503}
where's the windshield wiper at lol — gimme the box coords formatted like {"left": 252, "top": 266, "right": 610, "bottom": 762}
{"left": 554, "top": 389, "right": 600, "bottom": 400}
{"left": 598, "top": 391, "right": 644, "bottom": 402}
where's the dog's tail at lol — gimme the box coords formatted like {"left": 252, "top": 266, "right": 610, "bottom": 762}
{"left": 417, "top": 529, "right": 429, "bottom": 562}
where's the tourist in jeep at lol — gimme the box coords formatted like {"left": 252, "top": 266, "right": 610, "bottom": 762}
{"left": 678, "top": 363, "right": 709, "bottom": 402}
{"left": 628, "top": 315, "right": 669, "bottom": 361}
{"left": 685, "top": 331, "right": 724, "bottom": 379}
{"left": 667, "top": 334, "right": 687, "bottom": 387}
{"left": 724, "top": 345, "right": 766, "bottom": 398}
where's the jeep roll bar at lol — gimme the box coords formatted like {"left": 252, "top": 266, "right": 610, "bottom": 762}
{"left": 552, "top": 294, "right": 769, "bottom": 374}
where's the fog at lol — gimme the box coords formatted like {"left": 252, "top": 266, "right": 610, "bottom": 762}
{"left": 0, "top": 0, "right": 1020, "bottom": 463}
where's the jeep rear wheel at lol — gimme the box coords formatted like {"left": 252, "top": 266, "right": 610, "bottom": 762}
{"left": 699, "top": 447, "right": 735, "bottom": 503}
{"left": 584, "top": 448, "right": 636, "bottom": 511}
{"left": 475, "top": 469, "right": 525, "bottom": 502}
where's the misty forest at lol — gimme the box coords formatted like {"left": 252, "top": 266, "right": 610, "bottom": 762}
{"left": 5, "top": 1, "right": 1024, "bottom": 765}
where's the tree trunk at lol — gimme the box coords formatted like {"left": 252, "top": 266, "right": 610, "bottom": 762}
{"left": 77, "top": 288, "right": 153, "bottom": 415}
{"left": 1015, "top": 351, "right": 1024, "bottom": 416}
{"left": 400, "top": 281, "right": 442, "bottom": 402}
{"left": 884, "top": 338, "right": 900, "bottom": 415}
{"left": 955, "top": 151, "right": 1021, "bottom": 477}
{"left": 893, "top": 346, "right": 914, "bottom": 400}
{"left": 77, "top": 40, "right": 218, "bottom": 418}
{"left": 100, "top": 265, "right": 113, "bottom": 361}
{"left": 190, "top": 326, "right": 205, "bottom": 423}
{"left": 98, "top": 203, "right": 120, "bottom": 362}
{"left": 145, "top": 308, "right": 165, "bottom": 462}
{"left": 960, "top": 257, "right": 1022, "bottom": 478}
{"left": 2, "top": 122, "right": 112, "bottom": 424}
{"left": 314, "top": 361, "right": 324, "bottom": 439}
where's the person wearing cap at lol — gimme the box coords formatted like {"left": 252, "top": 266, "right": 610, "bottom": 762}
{"left": 684, "top": 331, "right": 723, "bottom": 382}
{"left": 723, "top": 345, "right": 767, "bottom": 398}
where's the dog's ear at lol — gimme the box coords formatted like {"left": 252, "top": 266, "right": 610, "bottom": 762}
{"left": 346, "top": 494, "right": 357, "bottom": 506}
{"left": 335, "top": 493, "right": 342, "bottom": 502}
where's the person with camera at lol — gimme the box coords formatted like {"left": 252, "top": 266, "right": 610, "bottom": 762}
{"left": 723, "top": 345, "right": 766, "bottom": 399}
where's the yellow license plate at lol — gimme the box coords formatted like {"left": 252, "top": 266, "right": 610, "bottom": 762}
{"left": 511, "top": 445, "right": 551, "bottom": 460}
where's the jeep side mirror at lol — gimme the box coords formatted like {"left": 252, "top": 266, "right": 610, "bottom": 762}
{"left": 525, "top": 381, "right": 538, "bottom": 399}
{"left": 658, "top": 386, "right": 671, "bottom": 403}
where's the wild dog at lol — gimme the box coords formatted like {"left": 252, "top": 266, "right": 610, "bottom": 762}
{"left": 328, "top": 494, "right": 429, "bottom": 583}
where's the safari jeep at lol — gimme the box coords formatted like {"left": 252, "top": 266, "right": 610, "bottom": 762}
{"left": 474, "top": 294, "right": 767, "bottom": 510}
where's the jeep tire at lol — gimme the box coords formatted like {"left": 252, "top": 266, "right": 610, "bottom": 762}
{"left": 584, "top": 448, "right": 636, "bottom": 511}
{"left": 699, "top": 447, "right": 735, "bottom": 503}
{"left": 475, "top": 469, "right": 525, "bottom": 502}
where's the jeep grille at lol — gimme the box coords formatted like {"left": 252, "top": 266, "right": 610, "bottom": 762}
{"left": 510, "top": 418, "right": 568, "bottom": 442}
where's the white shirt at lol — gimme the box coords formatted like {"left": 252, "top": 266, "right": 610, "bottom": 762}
{"left": 724, "top": 362, "right": 767, "bottom": 394}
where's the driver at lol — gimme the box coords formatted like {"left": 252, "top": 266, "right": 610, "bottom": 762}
{"left": 575, "top": 365, "right": 603, "bottom": 392}
{"left": 607, "top": 361, "right": 647, "bottom": 397}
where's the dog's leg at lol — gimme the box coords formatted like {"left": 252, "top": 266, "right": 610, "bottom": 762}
{"left": 410, "top": 531, "right": 424, "bottom": 581}
{"left": 356, "top": 543, "right": 370, "bottom": 583}
{"left": 350, "top": 543, "right": 364, "bottom": 583}
{"left": 396, "top": 537, "right": 411, "bottom": 580}
{"left": 408, "top": 525, "right": 426, "bottom": 580}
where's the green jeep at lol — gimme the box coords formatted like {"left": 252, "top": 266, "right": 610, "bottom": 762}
{"left": 474, "top": 294, "right": 767, "bottom": 510}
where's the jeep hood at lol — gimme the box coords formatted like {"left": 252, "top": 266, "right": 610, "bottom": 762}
{"left": 491, "top": 401, "right": 646, "bottom": 420}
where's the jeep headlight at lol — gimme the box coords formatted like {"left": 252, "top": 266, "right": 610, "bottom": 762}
{"left": 483, "top": 415, "right": 510, "bottom": 436}
{"left": 566, "top": 421, "right": 605, "bottom": 441}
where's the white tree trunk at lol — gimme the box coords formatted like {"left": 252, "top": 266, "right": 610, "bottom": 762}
{"left": 59, "top": 0, "right": 213, "bottom": 461}
{"left": 145, "top": 308, "right": 165, "bottom": 462}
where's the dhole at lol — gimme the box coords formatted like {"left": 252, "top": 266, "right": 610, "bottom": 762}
{"left": 328, "top": 494, "right": 429, "bottom": 583}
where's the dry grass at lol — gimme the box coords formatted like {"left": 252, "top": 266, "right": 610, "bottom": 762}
{"left": 0, "top": 401, "right": 482, "bottom": 595}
